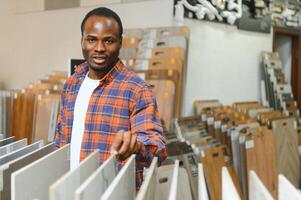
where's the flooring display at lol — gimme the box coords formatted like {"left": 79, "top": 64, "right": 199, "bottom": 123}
{"left": 0, "top": 142, "right": 56, "bottom": 200}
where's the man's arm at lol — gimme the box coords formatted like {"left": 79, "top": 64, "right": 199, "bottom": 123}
{"left": 54, "top": 84, "right": 68, "bottom": 148}
{"left": 129, "top": 85, "right": 167, "bottom": 167}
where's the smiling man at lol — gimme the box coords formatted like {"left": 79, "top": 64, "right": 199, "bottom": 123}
{"left": 54, "top": 7, "right": 167, "bottom": 188}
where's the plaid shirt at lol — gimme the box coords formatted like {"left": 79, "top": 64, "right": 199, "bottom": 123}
{"left": 54, "top": 59, "right": 166, "bottom": 188}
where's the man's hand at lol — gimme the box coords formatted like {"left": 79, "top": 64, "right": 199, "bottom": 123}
{"left": 110, "top": 130, "right": 144, "bottom": 161}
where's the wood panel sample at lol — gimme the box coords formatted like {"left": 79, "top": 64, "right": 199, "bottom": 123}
{"left": 271, "top": 117, "right": 300, "bottom": 187}
{"left": 245, "top": 127, "right": 278, "bottom": 199}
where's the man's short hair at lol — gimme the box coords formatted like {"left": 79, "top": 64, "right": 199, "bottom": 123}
{"left": 81, "top": 7, "right": 123, "bottom": 38}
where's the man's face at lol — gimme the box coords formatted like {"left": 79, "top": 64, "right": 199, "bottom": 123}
{"left": 81, "top": 16, "right": 122, "bottom": 72}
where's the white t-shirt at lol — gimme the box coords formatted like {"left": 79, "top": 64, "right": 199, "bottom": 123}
{"left": 70, "top": 73, "right": 99, "bottom": 170}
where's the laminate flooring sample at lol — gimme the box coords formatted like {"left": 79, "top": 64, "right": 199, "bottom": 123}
{"left": 75, "top": 156, "right": 117, "bottom": 200}
{"left": 34, "top": 97, "right": 57, "bottom": 143}
{"left": 201, "top": 146, "right": 224, "bottom": 200}
{"left": 101, "top": 155, "right": 136, "bottom": 200}
{"left": 245, "top": 127, "right": 277, "bottom": 199}
{"left": 12, "top": 92, "right": 36, "bottom": 142}
{"left": 49, "top": 150, "right": 100, "bottom": 200}
{"left": 149, "top": 80, "right": 175, "bottom": 130}
{"left": 0, "top": 142, "right": 56, "bottom": 200}
{"left": 271, "top": 118, "right": 300, "bottom": 187}
{"left": 11, "top": 144, "right": 70, "bottom": 200}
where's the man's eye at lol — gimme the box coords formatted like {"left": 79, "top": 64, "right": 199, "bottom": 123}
{"left": 104, "top": 39, "right": 114, "bottom": 44}
{"left": 87, "top": 38, "right": 96, "bottom": 43}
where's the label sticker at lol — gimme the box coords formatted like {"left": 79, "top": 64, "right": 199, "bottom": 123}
{"left": 245, "top": 140, "right": 255, "bottom": 149}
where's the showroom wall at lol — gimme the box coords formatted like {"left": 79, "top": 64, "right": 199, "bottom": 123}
{"left": 0, "top": 0, "right": 272, "bottom": 115}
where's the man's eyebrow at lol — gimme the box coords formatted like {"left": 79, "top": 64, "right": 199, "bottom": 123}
{"left": 85, "top": 34, "right": 97, "bottom": 38}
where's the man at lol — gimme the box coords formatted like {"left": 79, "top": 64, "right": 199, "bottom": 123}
{"left": 54, "top": 7, "right": 167, "bottom": 188}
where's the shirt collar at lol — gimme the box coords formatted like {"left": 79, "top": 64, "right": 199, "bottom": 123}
{"left": 74, "top": 59, "right": 124, "bottom": 84}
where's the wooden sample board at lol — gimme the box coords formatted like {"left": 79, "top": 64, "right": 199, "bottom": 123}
{"left": 149, "top": 80, "right": 175, "bottom": 130}
{"left": 101, "top": 155, "right": 136, "bottom": 200}
{"left": 271, "top": 118, "right": 300, "bottom": 187}
{"left": 74, "top": 156, "right": 117, "bottom": 200}
{"left": 49, "top": 150, "right": 100, "bottom": 200}
{"left": 245, "top": 128, "right": 277, "bottom": 199}
{"left": 0, "top": 139, "right": 27, "bottom": 156}
{"left": 11, "top": 144, "right": 70, "bottom": 200}
{"left": 12, "top": 92, "right": 36, "bottom": 143}
{"left": 0, "top": 142, "right": 56, "bottom": 200}
{"left": 34, "top": 95, "right": 60, "bottom": 143}
{"left": 136, "top": 158, "right": 158, "bottom": 200}
{"left": 230, "top": 123, "right": 259, "bottom": 188}
{"left": 201, "top": 146, "right": 242, "bottom": 200}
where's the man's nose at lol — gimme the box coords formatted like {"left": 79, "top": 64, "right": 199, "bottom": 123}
{"left": 95, "top": 41, "right": 105, "bottom": 52}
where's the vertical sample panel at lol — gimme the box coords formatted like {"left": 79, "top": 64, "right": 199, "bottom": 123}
{"left": 11, "top": 144, "right": 70, "bottom": 200}
{"left": 49, "top": 150, "right": 99, "bottom": 200}
{"left": 136, "top": 157, "right": 158, "bottom": 200}
{"left": 1, "top": 143, "right": 56, "bottom": 200}
{"left": 101, "top": 155, "right": 136, "bottom": 200}
{"left": 75, "top": 156, "right": 117, "bottom": 200}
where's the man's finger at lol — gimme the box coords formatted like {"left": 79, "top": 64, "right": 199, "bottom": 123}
{"left": 117, "top": 131, "right": 131, "bottom": 155}
{"left": 110, "top": 130, "right": 124, "bottom": 155}
{"left": 122, "top": 135, "right": 137, "bottom": 159}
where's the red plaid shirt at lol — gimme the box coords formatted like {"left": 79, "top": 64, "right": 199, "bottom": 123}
{"left": 54, "top": 59, "right": 167, "bottom": 188}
